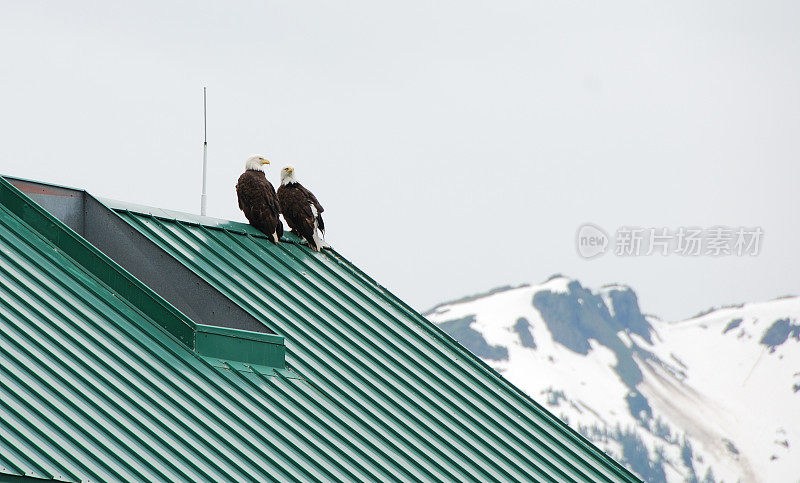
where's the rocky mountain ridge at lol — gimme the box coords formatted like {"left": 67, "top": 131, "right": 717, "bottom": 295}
{"left": 425, "top": 276, "right": 799, "bottom": 482}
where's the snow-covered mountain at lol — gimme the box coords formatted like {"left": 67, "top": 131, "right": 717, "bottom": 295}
{"left": 425, "top": 276, "right": 800, "bottom": 483}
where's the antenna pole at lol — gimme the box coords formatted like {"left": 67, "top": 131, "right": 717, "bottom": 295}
{"left": 200, "top": 87, "right": 208, "bottom": 216}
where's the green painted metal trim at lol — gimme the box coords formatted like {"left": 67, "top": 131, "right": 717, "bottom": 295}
{"left": 0, "top": 174, "right": 88, "bottom": 194}
{"left": 0, "top": 473, "right": 58, "bottom": 483}
{"left": 196, "top": 324, "right": 284, "bottom": 344}
{"left": 196, "top": 324, "right": 285, "bottom": 369}
{"left": 0, "top": 177, "right": 286, "bottom": 369}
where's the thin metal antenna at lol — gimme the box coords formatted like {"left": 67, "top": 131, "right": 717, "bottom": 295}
{"left": 200, "top": 87, "right": 208, "bottom": 216}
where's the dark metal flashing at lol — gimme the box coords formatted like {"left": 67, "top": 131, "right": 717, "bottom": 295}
{"left": 4, "top": 176, "right": 272, "bottom": 335}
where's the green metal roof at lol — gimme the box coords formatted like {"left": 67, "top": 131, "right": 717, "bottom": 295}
{"left": 0, "top": 177, "right": 639, "bottom": 482}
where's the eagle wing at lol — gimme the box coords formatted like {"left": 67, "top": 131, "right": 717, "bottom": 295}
{"left": 298, "top": 184, "right": 324, "bottom": 234}
{"left": 303, "top": 186, "right": 324, "bottom": 213}
{"left": 278, "top": 183, "right": 320, "bottom": 245}
{"left": 236, "top": 171, "right": 283, "bottom": 241}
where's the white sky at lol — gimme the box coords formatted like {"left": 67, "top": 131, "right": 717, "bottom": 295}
{"left": 1, "top": 1, "right": 798, "bottom": 320}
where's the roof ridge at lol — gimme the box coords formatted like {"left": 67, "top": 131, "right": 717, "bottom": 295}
{"left": 101, "top": 197, "right": 309, "bottom": 246}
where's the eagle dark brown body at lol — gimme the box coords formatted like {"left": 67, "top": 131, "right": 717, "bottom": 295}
{"left": 236, "top": 169, "right": 283, "bottom": 243}
{"left": 277, "top": 181, "right": 325, "bottom": 251}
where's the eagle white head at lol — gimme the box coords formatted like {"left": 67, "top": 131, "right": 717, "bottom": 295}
{"left": 280, "top": 165, "right": 298, "bottom": 185}
{"left": 245, "top": 155, "right": 270, "bottom": 171}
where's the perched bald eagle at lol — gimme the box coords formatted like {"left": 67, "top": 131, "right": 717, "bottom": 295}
{"left": 277, "top": 165, "right": 325, "bottom": 251}
{"left": 236, "top": 155, "right": 283, "bottom": 243}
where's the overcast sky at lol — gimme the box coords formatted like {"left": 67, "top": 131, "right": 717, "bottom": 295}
{"left": 1, "top": 1, "right": 798, "bottom": 320}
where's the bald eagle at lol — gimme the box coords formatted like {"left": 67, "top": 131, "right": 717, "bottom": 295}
{"left": 236, "top": 155, "right": 283, "bottom": 243}
{"left": 277, "top": 165, "right": 325, "bottom": 251}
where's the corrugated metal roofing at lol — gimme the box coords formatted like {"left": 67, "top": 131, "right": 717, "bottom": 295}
{"left": 0, "top": 177, "right": 639, "bottom": 482}
{"left": 111, "top": 206, "right": 638, "bottom": 483}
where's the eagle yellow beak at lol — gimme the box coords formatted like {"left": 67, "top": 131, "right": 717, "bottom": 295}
{"left": 261, "top": 158, "right": 270, "bottom": 165}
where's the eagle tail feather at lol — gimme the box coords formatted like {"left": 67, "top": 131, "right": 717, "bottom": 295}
{"left": 311, "top": 218, "right": 323, "bottom": 252}
{"left": 308, "top": 203, "right": 324, "bottom": 251}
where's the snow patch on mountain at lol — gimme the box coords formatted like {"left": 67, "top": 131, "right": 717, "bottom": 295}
{"left": 426, "top": 276, "right": 800, "bottom": 482}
